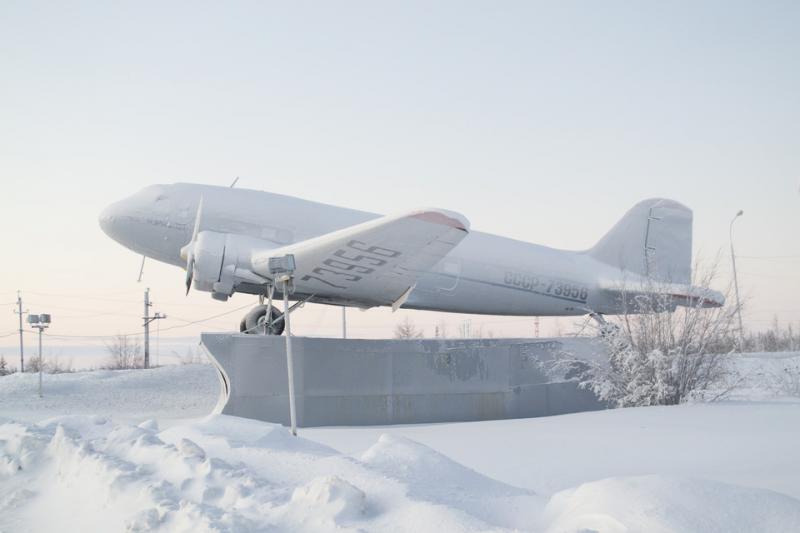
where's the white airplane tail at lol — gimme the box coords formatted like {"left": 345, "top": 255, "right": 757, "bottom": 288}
{"left": 588, "top": 198, "right": 692, "bottom": 284}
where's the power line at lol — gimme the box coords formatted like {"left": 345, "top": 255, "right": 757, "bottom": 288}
{"left": 23, "top": 299, "right": 236, "bottom": 320}
{"left": 156, "top": 303, "right": 252, "bottom": 333}
{"left": 25, "top": 290, "right": 241, "bottom": 309}
{"left": 21, "top": 302, "right": 143, "bottom": 319}
{"left": 738, "top": 255, "right": 800, "bottom": 260}
{"left": 739, "top": 272, "right": 799, "bottom": 281}
{"left": 25, "top": 291, "right": 143, "bottom": 304}
{"left": 24, "top": 288, "right": 144, "bottom": 296}
{"left": 21, "top": 302, "right": 254, "bottom": 340}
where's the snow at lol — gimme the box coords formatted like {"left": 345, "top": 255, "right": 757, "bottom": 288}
{"left": 306, "top": 401, "right": 800, "bottom": 500}
{"left": 0, "top": 364, "right": 218, "bottom": 423}
{"left": 542, "top": 476, "right": 800, "bottom": 533}
{"left": 1, "top": 355, "right": 799, "bottom": 532}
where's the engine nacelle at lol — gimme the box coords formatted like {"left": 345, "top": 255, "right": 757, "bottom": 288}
{"left": 191, "top": 231, "right": 227, "bottom": 294}
{"left": 190, "top": 231, "right": 268, "bottom": 300}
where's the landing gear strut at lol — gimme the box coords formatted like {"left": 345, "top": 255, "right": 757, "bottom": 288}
{"left": 589, "top": 312, "right": 620, "bottom": 338}
{"left": 239, "top": 287, "right": 314, "bottom": 336}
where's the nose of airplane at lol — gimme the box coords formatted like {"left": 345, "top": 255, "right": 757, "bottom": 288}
{"left": 99, "top": 185, "right": 172, "bottom": 253}
{"left": 98, "top": 202, "right": 120, "bottom": 239}
{"left": 98, "top": 204, "right": 114, "bottom": 236}
{"left": 99, "top": 197, "right": 137, "bottom": 244}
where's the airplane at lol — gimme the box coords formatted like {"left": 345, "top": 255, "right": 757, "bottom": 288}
{"left": 99, "top": 183, "right": 724, "bottom": 335}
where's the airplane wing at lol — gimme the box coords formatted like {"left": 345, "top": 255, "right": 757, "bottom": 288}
{"left": 251, "top": 208, "right": 470, "bottom": 308}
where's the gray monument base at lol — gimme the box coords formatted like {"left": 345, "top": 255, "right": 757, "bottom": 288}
{"left": 201, "top": 334, "right": 606, "bottom": 427}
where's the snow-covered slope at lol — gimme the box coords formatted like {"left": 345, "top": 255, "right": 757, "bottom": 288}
{"left": 1, "top": 357, "right": 799, "bottom": 532}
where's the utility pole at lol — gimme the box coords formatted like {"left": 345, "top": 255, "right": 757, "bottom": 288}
{"left": 142, "top": 288, "right": 166, "bottom": 369}
{"left": 15, "top": 291, "right": 26, "bottom": 372}
{"left": 534, "top": 316, "right": 540, "bottom": 338}
{"left": 144, "top": 288, "right": 150, "bottom": 368}
{"left": 342, "top": 307, "right": 347, "bottom": 339}
{"left": 729, "top": 210, "right": 745, "bottom": 351}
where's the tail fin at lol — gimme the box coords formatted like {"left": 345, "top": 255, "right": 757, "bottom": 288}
{"left": 588, "top": 198, "right": 692, "bottom": 284}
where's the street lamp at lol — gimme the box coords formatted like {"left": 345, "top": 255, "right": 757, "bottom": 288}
{"left": 27, "top": 313, "right": 51, "bottom": 397}
{"left": 729, "top": 210, "right": 745, "bottom": 351}
{"left": 269, "top": 254, "right": 298, "bottom": 436}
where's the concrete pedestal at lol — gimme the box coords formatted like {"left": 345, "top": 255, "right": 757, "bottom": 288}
{"left": 201, "top": 334, "right": 606, "bottom": 427}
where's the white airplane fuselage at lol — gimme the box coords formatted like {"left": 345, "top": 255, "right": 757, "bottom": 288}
{"left": 99, "top": 183, "right": 714, "bottom": 317}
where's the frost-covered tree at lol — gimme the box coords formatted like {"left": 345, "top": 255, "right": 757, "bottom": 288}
{"left": 558, "top": 261, "right": 739, "bottom": 407}
{"left": 26, "top": 355, "right": 45, "bottom": 373}
{"left": 0, "top": 355, "right": 10, "bottom": 376}
{"left": 105, "top": 334, "right": 143, "bottom": 369}
{"left": 394, "top": 317, "right": 423, "bottom": 339}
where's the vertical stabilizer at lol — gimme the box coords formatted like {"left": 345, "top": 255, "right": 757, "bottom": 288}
{"left": 588, "top": 198, "right": 692, "bottom": 284}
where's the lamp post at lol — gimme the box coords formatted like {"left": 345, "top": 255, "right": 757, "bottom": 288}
{"left": 27, "top": 313, "right": 51, "bottom": 398}
{"left": 729, "top": 210, "right": 745, "bottom": 351}
{"left": 269, "top": 254, "right": 298, "bottom": 436}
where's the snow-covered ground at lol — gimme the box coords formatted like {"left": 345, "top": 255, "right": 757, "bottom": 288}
{"left": 1, "top": 354, "right": 800, "bottom": 532}
{"left": 0, "top": 364, "right": 218, "bottom": 424}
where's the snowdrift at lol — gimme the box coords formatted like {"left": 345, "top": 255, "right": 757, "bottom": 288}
{"left": 2, "top": 413, "right": 800, "bottom": 532}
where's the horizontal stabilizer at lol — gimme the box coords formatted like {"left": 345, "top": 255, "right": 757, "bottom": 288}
{"left": 598, "top": 278, "right": 724, "bottom": 309}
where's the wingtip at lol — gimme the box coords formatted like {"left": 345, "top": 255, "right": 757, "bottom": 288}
{"left": 411, "top": 209, "right": 470, "bottom": 232}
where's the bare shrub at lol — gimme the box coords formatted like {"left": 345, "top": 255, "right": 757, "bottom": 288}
{"left": 394, "top": 317, "right": 423, "bottom": 339}
{"left": 744, "top": 318, "right": 800, "bottom": 352}
{"left": 26, "top": 355, "right": 45, "bottom": 373}
{"left": 105, "top": 334, "right": 143, "bottom": 370}
{"left": 24, "top": 352, "right": 73, "bottom": 374}
{"left": 557, "top": 261, "right": 739, "bottom": 407}
{"left": 39, "top": 356, "right": 73, "bottom": 374}
{"left": 180, "top": 346, "right": 209, "bottom": 365}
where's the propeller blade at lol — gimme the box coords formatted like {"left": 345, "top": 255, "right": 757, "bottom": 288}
{"left": 182, "top": 196, "right": 204, "bottom": 295}
{"left": 185, "top": 257, "right": 194, "bottom": 295}
{"left": 191, "top": 196, "right": 203, "bottom": 242}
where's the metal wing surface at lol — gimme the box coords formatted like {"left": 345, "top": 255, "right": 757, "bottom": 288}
{"left": 251, "top": 209, "right": 470, "bottom": 308}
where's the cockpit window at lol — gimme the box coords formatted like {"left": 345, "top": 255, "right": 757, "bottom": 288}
{"left": 132, "top": 185, "right": 171, "bottom": 214}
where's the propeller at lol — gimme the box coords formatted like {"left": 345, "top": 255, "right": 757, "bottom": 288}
{"left": 180, "top": 196, "right": 204, "bottom": 295}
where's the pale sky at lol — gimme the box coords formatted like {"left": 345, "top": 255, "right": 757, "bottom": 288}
{"left": 1, "top": 1, "right": 798, "bottom": 359}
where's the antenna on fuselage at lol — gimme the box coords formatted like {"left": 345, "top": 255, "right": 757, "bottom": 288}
{"left": 137, "top": 255, "right": 146, "bottom": 282}
{"left": 230, "top": 176, "right": 239, "bottom": 188}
